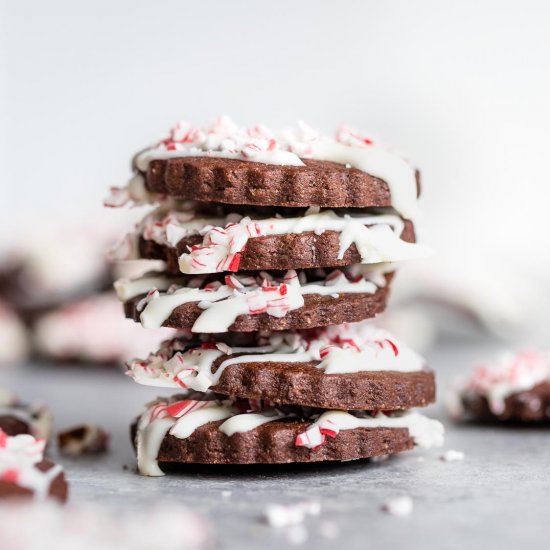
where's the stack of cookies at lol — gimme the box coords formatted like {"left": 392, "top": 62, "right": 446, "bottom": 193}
{"left": 107, "top": 117, "right": 444, "bottom": 476}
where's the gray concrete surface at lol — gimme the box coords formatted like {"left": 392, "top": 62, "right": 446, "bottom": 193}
{"left": 1, "top": 338, "right": 548, "bottom": 549}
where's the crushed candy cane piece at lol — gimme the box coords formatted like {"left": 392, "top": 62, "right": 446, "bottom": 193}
{"left": 383, "top": 495, "right": 413, "bottom": 517}
{"left": 319, "top": 521, "right": 340, "bottom": 539}
{"left": 263, "top": 501, "right": 321, "bottom": 528}
{"left": 440, "top": 449, "right": 465, "bottom": 462}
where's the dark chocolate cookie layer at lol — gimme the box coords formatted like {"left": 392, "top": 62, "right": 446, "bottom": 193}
{"left": 132, "top": 418, "right": 414, "bottom": 465}
{"left": 0, "top": 459, "right": 68, "bottom": 503}
{"left": 460, "top": 381, "right": 550, "bottom": 423}
{"left": 139, "top": 220, "right": 415, "bottom": 274}
{"left": 209, "top": 364, "right": 435, "bottom": 410}
{"left": 0, "top": 415, "right": 31, "bottom": 437}
{"left": 124, "top": 284, "right": 390, "bottom": 332}
{"left": 144, "top": 157, "right": 420, "bottom": 209}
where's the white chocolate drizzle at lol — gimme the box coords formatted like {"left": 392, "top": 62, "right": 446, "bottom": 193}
{"left": 218, "top": 410, "right": 287, "bottom": 437}
{"left": 107, "top": 117, "right": 419, "bottom": 219}
{"left": 115, "top": 269, "right": 380, "bottom": 333}
{"left": 113, "top": 275, "right": 176, "bottom": 302}
{"left": 127, "top": 322, "right": 426, "bottom": 392}
{"left": 295, "top": 410, "right": 444, "bottom": 449}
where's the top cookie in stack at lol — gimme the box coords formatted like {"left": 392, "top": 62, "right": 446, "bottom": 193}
{"left": 107, "top": 117, "right": 442, "bottom": 475}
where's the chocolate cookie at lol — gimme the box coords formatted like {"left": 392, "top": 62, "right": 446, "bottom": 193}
{"left": 0, "top": 429, "right": 68, "bottom": 502}
{"left": 460, "top": 382, "right": 550, "bottom": 423}
{"left": 0, "top": 395, "right": 52, "bottom": 440}
{"left": 210, "top": 365, "right": 435, "bottom": 411}
{"left": 124, "top": 285, "right": 390, "bottom": 332}
{"left": 116, "top": 268, "right": 393, "bottom": 333}
{"left": 133, "top": 418, "right": 414, "bottom": 466}
{"left": 0, "top": 459, "right": 68, "bottom": 503}
{"left": 127, "top": 321, "right": 434, "bottom": 410}
{"left": 138, "top": 220, "right": 416, "bottom": 275}
{"left": 57, "top": 424, "right": 110, "bottom": 456}
{"left": 450, "top": 351, "right": 550, "bottom": 424}
{"left": 132, "top": 394, "right": 443, "bottom": 474}
{"left": 0, "top": 415, "right": 30, "bottom": 437}
{"left": 144, "top": 157, "right": 421, "bottom": 210}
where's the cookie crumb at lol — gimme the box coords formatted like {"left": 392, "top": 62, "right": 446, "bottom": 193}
{"left": 285, "top": 524, "right": 308, "bottom": 545}
{"left": 264, "top": 501, "right": 321, "bottom": 528}
{"left": 382, "top": 495, "right": 413, "bottom": 517}
{"left": 57, "top": 424, "right": 109, "bottom": 456}
{"left": 440, "top": 449, "right": 465, "bottom": 462}
{"left": 319, "top": 521, "right": 340, "bottom": 539}
{"left": 371, "top": 454, "right": 389, "bottom": 463}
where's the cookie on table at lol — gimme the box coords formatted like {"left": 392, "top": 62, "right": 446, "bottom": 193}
{"left": 126, "top": 321, "right": 436, "bottom": 411}
{"left": 131, "top": 395, "right": 444, "bottom": 475}
{"left": 57, "top": 424, "right": 109, "bottom": 457}
{"left": 0, "top": 429, "right": 68, "bottom": 502}
{"left": 33, "top": 292, "right": 176, "bottom": 365}
{"left": 116, "top": 268, "right": 393, "bottom": 333}
{"left": 449, "top": 351, "right": 550, "bottom": 423}
{"left": 0, "top": 389, "right": 52, "bottom": 440}
{"left": 105, "top": 117, "right": 420, "bottom": 218}
{"left": 0, "top": 227, "right": 113, "bottom": 319}
{"left": 0, "top": 301, "right": 29, "bottom": 365}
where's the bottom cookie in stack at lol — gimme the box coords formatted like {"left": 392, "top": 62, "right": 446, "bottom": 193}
{"left": 133, "top": 396, "right": 443, "bottom": 475}
{"left": 127, "top": 322, "right": 444, "bottom": 475}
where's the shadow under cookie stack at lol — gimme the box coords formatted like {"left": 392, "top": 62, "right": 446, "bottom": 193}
{"left": 106, "top": 117, "right": 444, "bottom": 476}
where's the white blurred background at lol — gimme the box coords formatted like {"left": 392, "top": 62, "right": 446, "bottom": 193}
{"left": 1, "top": 0, "right": 549, "bottom": 352}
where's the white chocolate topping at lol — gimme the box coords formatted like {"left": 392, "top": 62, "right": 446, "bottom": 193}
{"left": 0, "top": 429, "right": 62, "bottom": 499}
{"left": 115, "top": 269, "right": 380, "bottom": 333}
{"left": 135, "top": 395, "right": 442, "bottom": 476}
{"left": 127, "top": 322, "right": 426, "bottom": 392}
{"left": 218, "top": 409, "right": 287, "bottom": 437}
{"left": 295, "top": 410, "right": 444, "bottom": 449}
{"left": 136, "top": 397, "right": 239, "bottom": 476}
{"left": 114, "top": 275, "right": 177, "bottom": 302}
{"left": 108, "top": 117, "right": 419, "bottom": 219}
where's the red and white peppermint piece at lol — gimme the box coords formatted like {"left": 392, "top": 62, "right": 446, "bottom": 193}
{"left": 336, "top": 125, "right": 375, "bottom": 147}
{"left": 295, "top": 417, "right": 340, "bottom": 450}
{"left": 103, "top": 186, "right": 130, "bottom": 208}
